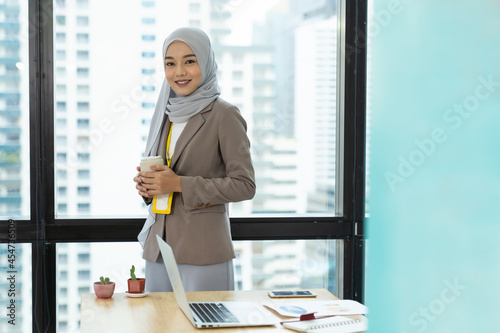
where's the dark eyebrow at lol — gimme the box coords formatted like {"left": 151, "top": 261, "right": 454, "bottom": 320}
{"left": 164, "top": 54, "right": 197, "bottom": 60}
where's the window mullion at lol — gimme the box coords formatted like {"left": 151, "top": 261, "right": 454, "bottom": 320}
{"left": 30, "top": 0, "right": 56, "bottom": 331}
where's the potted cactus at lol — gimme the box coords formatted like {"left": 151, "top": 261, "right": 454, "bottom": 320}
{"left": 127, "top": 265, "right": 146, "bottom": 294}
{"left": 93, "top": 276, "right": 115, "bottom": 299}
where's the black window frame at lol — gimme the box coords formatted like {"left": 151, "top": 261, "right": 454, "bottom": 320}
{"left": 0, "top": 0, "right": 367, "bottom": 331}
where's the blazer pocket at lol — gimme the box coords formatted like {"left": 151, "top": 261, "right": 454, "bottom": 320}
{"left": 189, "top": 204, "right": 226, "bottom": 215}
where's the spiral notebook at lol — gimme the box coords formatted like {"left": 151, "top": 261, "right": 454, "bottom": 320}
{"left": 282, "top": 315, "right": 368, "bottom": 333}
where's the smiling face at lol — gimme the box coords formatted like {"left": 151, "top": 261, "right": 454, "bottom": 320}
{"left": 164, "top": 41, "right": 202, "bottom": 96}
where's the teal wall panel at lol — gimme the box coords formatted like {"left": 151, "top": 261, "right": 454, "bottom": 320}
{"left": 366, "top": 0, "right": 500, "bottom": 331}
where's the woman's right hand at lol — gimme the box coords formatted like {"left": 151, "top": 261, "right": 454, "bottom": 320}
{"left": 133, "top": 166, "right": 150, "bottom": 198}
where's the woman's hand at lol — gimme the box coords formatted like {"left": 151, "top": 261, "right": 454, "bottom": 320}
{"left": 133, "top": 166, "right": 150, "bottom": 198}
{"left": 135, "top": 165, "right": 182, "bottom": 198}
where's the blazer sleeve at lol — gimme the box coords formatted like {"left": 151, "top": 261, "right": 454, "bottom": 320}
{"left": 180, "top": 103, "right": 256, "bottom": 209}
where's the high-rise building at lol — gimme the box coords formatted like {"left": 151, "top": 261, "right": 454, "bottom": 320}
{"left": 0, "top": 0, "right": 26, "bottom": 216}
{"left": 0, "top": 1, "right": 31, "bottom": 332}
{"left": 53, "top": 0, "right": 93, "bottom": 216}
{"left": 295, "top": 14, "right": 337, "bottom": 213}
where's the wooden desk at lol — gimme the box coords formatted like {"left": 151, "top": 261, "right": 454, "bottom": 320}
{"left": 81, "top": 288, "right": 351, "bottom": 332}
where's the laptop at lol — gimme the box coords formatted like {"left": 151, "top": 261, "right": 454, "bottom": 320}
{"left": 156, "top": 235, "right": 278, "bottom": 328}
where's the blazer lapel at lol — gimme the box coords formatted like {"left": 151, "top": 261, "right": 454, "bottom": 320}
{"left": 170, "top": 100, "right": 216, "bottom": 169}
{"left": 171, "top": 115, "right": 203, "bottom": 168}
{"left": 170, "top": 101, "right": 215, "bottom": 168}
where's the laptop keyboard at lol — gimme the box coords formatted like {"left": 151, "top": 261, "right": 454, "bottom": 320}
{"left": 190, "top": 303, "right": 240, "bottom": 323}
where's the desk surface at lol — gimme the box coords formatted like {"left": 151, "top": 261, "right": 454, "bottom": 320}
{"left": 81, "top": 288, "right": 353, "bottom": 332}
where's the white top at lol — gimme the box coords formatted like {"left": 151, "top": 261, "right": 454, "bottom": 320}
{"left": 138, "top": 120, "right": 187, "bottom": 248}
{"left": 168, "top": 121, "right": 188, "bottom": 160}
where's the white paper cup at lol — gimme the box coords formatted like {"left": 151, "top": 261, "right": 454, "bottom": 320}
{"left": 140, "top": 156, "right": 163, "bottom": 171}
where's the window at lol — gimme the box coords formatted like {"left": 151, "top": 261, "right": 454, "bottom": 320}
{"left": 78, "top": 169, "right": 90, "bottom": 179}
{"left": 77, "top": 119, "right": 90, "bottom": 129}
{"left": 77, "top": 0, "right": 89, "bottom": 8}
{"left": 77, "top": 67, "right": 89, "bottom": 78}
{"left": 77, "top": 101, "right": 90, "bottom": 111}
{"left": 76, "top": 16, "right": 89, "bottom": 26}
{"left": 77, "top": 84, "right": 89, "bottom": 94}
{"left": 58, "top": 304, "right": 68, "bottom": 314}
{"left": 77, "top": 287, "right": 90, "bottom": 294}
{"left": 3, "top": 1, "right": 367, "bottom": 331}
{"left": 56, "top": 135, "right": 67, "bottom": 145}
{"left": 56, "top": 15, "right": 66, "bottom": 25}
{"left": 59, "top": 288, "right": 68, "bottom": 298}
{"left": 52, "top": 1, "right": 348, "bottom": 218}
{"left": 77, "top": 270, "right": 90, "bottom": 280}
{"left": 142, "top": 102, "right": 155, "bottom": 108}
{"left": 56, "top": 84, "right": 66, "bottom": 94}
{"left": 141, "top": 17, "right": 155, "bottom": 24}
{"left": 56, "top": 67, "right": 66, "bottom": 76}
{"left": 56, "top": 118, "right": 67, "bottom": 127}
{"left": 58, "top": 187, "right": 67, "bottom": 196}
{"left": 56, "top": 101, "right": 67, "bottom": 111}
{"left": 77, "top": 153, "right": 90, "bottom": 162}
{"left": 77, "top": 186, "right": 90, "bottom": 196}
{"left": 142, "top": 1, "right": 155, "bottom": 8}
{"left": 57, "top": 169, "right": 67, "bottom": 180}
{"left": 76, "top": 33, "right": 89, "bottom": 43}
{"left": 56, "top": 50, "right": 66, "bottom": 60}
{"left": 77, "top": 203, "right": 90, "bottom": 212}
{"left": 142, "top": 34, "right": 155, "bottom": 41}
{"left": 76, "top": 50, "right": 89, "bottom": 60}
{"left": 189, "top": 2, "right": 201, "bottom": 13}
{"left": 58, "top": 203, "right": 67, "bottom": 213}
{"left": 233, "top": 70, "right": 243, "bottom": 81}
{"left": 141, "top": 51, "right": 155, "bottom": 58}
{"left": 56, "top": 32, "right": 66, "bottom": 43}
{"left": 78, "top": 253, "right": 90, "bottom": 263}
{"left": 56, "top": 153, "right": 67, "bottom": 163}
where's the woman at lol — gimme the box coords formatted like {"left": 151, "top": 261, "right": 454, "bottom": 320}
{"left": 133, "top": 27, "right": 255, "bottom": 292}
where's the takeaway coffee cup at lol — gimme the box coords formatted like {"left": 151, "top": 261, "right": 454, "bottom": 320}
{"left": 140, "top": 156, "right": 163, "bottom": 172}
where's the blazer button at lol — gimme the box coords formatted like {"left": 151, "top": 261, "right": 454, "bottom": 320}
{"left": 205, "top": 203, "right": 211, "bottom": 207}
{"left": 195, "top": 204, "right": 202, "bottom": 208}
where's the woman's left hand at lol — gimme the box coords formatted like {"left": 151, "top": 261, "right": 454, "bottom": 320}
{"left": 139, "top": 165, "right": 182, "bottom": 196}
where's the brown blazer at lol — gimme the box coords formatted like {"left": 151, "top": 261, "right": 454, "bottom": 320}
{"left": 142, "top": 98, "right": 255, "bottom": 265}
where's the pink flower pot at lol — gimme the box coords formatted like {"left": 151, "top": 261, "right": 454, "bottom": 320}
{"left": 93, "top": 282, "right": 115, "bottom": 299}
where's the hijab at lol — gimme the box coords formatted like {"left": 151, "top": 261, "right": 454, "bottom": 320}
{"left": 144, "top": 27, "right": 220, "bottom": 156}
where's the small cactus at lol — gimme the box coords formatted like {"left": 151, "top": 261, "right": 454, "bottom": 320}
{"left": 99, "top": 276, "right": 110, "bottom": 285}
{"left": 130, "top": 265, "right": 137, "bottom": 280}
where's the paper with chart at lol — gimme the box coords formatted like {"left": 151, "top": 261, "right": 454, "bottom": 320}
{"left": 263, "top": 299, "right": 368, "bottom": 318}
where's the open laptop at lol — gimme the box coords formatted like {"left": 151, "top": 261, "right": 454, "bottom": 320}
{"left": 156, "top": 235, "right": 278, "bottom": 328}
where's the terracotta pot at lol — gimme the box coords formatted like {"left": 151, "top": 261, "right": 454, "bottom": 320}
{"left": 93, "top": 282, "right": 115, "bottom": 299}
{"left": 127, "top": 278, "right": 146, "bottom": 293}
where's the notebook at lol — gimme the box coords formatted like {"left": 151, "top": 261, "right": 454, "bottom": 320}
{"left": 282, "top": 315, "right": 368, "bottom": 333}
{"left": 155, "top": 235, "right": 278, "bottom": 328}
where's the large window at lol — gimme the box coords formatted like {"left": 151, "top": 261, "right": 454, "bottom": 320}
{"left": 0, "top": 0, "right": 366, "bottom": 332}
{"left": 53, "top": 0, "right": 340, "bottom": 218}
